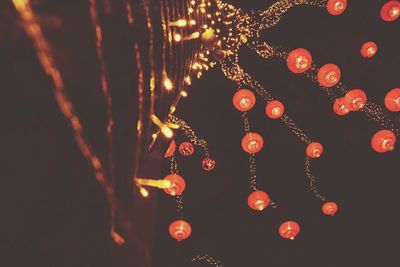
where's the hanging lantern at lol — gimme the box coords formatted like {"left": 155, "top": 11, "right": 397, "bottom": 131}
{"left": 164, "top": 140, "right": 176, "bottom": 158}
{"left": 371, "top": 129, "right": 396, "bottom": 153}
{"left": 322, "top": 202, "right": 338, "bottom": 216}
{"left": 265, "top": 100, "right": 285, "bottom": 119}
{"left": 202, "top": 157, "right": 216, "bottom": 171}
{"left": 247, "top": 190, "right": 270, "bottom": 211}
{"left": 344, "top": 89, "right": 367, "bottom": 111}
{"left": 317, "top": 64, "right": 341, "bottom": 88}
{"left": 380, "top": 1, "right": 400, "bottom": 22}
{"left": 384, "top": 88, "right": 400, "bottom": 112}
{"left": 179, "top": 142, "right": 195, "bottom": 156}
{"left": 360, "top": 41, "right": 378, "bottom": 58}
{"left": 286, "top": 48, "right": 312, "bottom": 74}
{"left": 306, "top": 142, "right": 324, "bottom": 158}
{"left": 333, "top": 97, "right": 350, "bottom": 116}
{"left": 327, "top": 0, "right": 347, "bottom": 16}
{"left": 232, "top": 89, "right": 256, "bottom": 111}
{"left": 163, "top": 174, "right": 186, "bottom": 196}
{"left": 279, "top": 221, "right": 300, "bottom": 240}
{"left": 241, "top": 132, "right": 264, "bottom": 154}
{"left": 169, "top": 220, "right": 192, "bottom": 241}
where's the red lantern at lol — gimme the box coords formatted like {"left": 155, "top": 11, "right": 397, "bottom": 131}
{"left": 279, "top": 221, "right": 300, "bottom": 240}
{"left": 344, "top": 89, "right": 367, "bottom": 111}
{"left": 232, "top": 89, "right": 256, "bottom": 111}
{"left": 164, "top": 140, "right": 176, "bottom": 158}
{"left": 371, "top": 129, "right": 396, "bottom": 153}
{"left": 306, "top": 142, "right": 324, "bottom": 158}
{"left": 384, "top": 88, "right": 400, "bottom": 112}
{"left": 322, "top": 202, "right": 338, "bottom": 216}
{"left": 202, "top": 157, "right": 216, "bottom": 171}
{"left": 380, "top": 1, "right": 400, "bottom": 22}
{"left": 247, "top": 190, "right": 270, "bottom": 211}
{"left": 327, "top": 0, "right": 347, "bottom": 16}
{"left": 317, "top": 64, "right": 341, "bottom": 88}
{"left": 241, "top": 132, "right": 264, "bottom": 154}
{"left": 265, "top": 100, "right": 285, "bottom": 119}
{"left": 163, "top": 174, "right": 186, "bottom": 196}
{"left": 169, "top": 220, "right": 192, "bottom": 241}
{"left": 360, "top": 42, "right": 378, "bottom": 58}
{"left": 286, "top": 48, "right": 312, "bottom": 74}
{"left": 179, "top": 142, "right": 194, "bottom": 156}
{"left": 333, "top": 97, "right": 350, "bottom": 116}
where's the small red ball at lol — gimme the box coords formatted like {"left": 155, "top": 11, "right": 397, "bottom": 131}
{"left": 371, "top": 130, "right": 396, "bottom": 153}
{"left": 306, "top": 142, "right": 324, "bottom": 158}
{"left": 327, "top": 0, "right": 347, "bottom": 16}
{"left": 202, "top": 157, "right": 216, "bottom": 171}
{"left": 322, "top": 202, "right": 338, "bottom": 216}
{"left": 163, "top": 174, "right": 186, "bottom": 196}
{"left": 232, "top": 89, "right": 256, "bottom": 111}
{"left": 317, "top": 64, "right": 341, "bottom": 88}
{"left": 247, "top": 190, "right": 270, "bottom": 211}
{"left": 385, "top": 88, "right": 400, "bottom": 112}
{"left": 265, "top": 100, "right": 285, "bottom": 119}
{"left": 164, "top": 140, "right": 176, "bottom": 158}
{"left": 380, "top": 1, "right": 400, "bottom": 22}
{"left": 169, "top": 220, "right": 192, "bottom": 241}
{"left": 360, "top": 42, "right": 378, "bottom": 58}
{"left": 241, "top": 132, "right": 264, "bottom": 154}
{"left": 333, "top": 97, "right": 350, "bottom": 116}
{"left": 344, "top": 89, "right": 367, "bottom": 111}
{"left": 179, "top": 142, "right": 194, "bottom": 156}
{"left": 286, "top": 48, "right": 312, "bottom": 74}
{"left": 279, "top": 221, "right": 300, "bottom": 240}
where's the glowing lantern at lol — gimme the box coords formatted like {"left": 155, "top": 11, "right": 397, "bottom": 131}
{"left": 232, "top": 89, "right": 256, "bottom": 111}
{"left": 306, "top": 142, "right": 324, "bottom": 158}
{"left": 344, "top": 89, "right": 367, "bottom": 111}
{"left": 327, "top": 0, "right": 347, "bottom": 16}
{"left": 179, "top": 142, "right": 194, "bottom": 156}
{"left": 333, "top": 97, "right": 350, "bottom": 116}
{"left": 286, "top": 48, "right": 312, "bottom": 74}
{"left": 371, "top": 129, "right": 396, "bottom": 153}
{"left": 247, "top": 190, "right": 270, "bottom": 211}
{"left": 384, "top": 88, "right": 400, "bottom": 112}
{"left": 279, "top": 221, "right": 300, "bottom": 240}
{"left": 266, "top": 100, "right": 285, "bottom": 119}
{"left": 360, "top": 42, "right": 378, "bottom": 58}
{"left": 163, "top": 174, "right": 186, "bottom": 196}
{"left": 241, "top": 132, "right": 264, "bottom": 154}
{"left": 317, "top": 64, "right": 341, "bottom": 88}
{"left": 380, "top": 1, "right": 400, "bottom": 22}
{"left": 169, "top": 220, "right": 192, "bottom": 241}
{"left": 202, "top": 157, "right": 216, "bottom": 171}
{"left": 164, "top": 140, "right": 176, "bottom": 158}
{"left": 322, "top": 202, "right": 338, "bottom": 216}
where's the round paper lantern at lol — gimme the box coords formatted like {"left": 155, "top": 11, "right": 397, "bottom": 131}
{"left": 327, "top": 0, "right": 347, "bottom": 16}
{"left": 169, "top": 220, "right": 192, "bottom": 241}
{"left": 241, "top": 132, "right": 264, "bottom": 154}
{"left": 360, "top": 42, "right": 378, "bottom": 58}
{"left": 247, "top": 190, "right": 270, "bottom": 211}
{"left": 333, "top": 97, "right": 350, "bottom": 116}
{"left": 317, "top": 64, "right": 341, "bottom": 88}
{"left": 286, "top": 48, "right": 312, "bottom": 74}
{"left": 380, "top": 1, "right": 400, "bottom": 22}
{"left": 266, "top": 100, "right": 285, "bottom": 119}
{"left": 322, "top": 202, "right": 338, "bottom": 216}
{"left": 384, "top": 88, "right": 400, "bottom": 112}
{"left": 202, "top": 157, "right": 216, "bottom": 171}
{"left": 179, "top": 142, "right": 194, "bottom": 156}
{"left": 163, "top": 174, "right": 186, "bottom": 196}
{"left": 371, "top": 130, "right": 396, "bottom": 153}
{"left": 164, "top": 140, "right": 176, "bottom": 158}
{"left": 306, "top": 142, "right": 324, "bottom": 158}
{"left": 344, "top": 89, "right": 367, "bottom": 111}
{"left": 279, "top": 221, "right": 300, "bottom": 240}
{"left": 232, "top": 89, "right": 256, "bottom": 111}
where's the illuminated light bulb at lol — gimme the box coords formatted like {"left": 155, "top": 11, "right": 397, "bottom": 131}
{"left": 361, "top": 41, "right": 378, "bottom": 58}
{"left": 265, "top": 100, "right": 285, "bottom": 119}
{"left": 385, "top": 88, "right": 400, "bottom": 112}
{"left": 161, "top": 125, "right": 173, "bottom": 138}
{"left": 173, "top": 33, "right": 182, "bottom": 42}
{"left": 317, "top": 64, "right": 341, "bottom": 87}
{"left": 327, "top": 0, "right": 347, "bottom": 15}
{"left": 322, "top": 202, "right": 338, "bottom": 216}
{"left": 184, "top": 76, "right": 192, "bottom": 85}
{"left": 188, "top": 7, "right": 194, "bottom": 13}
{"left": 180, "top": 91, "right": 188, "bottom": 97}
{"left": 371, "top": 130, "right": 396, "bottom": 153}
{"left": 232, "top": 89, "right": 256, "bottom": 111}
{"left": 287, "top": 48, "right": 312, "bottom": 74}
{"left": 381, "top": 1, "right": 400, "bottom": 22}
{"left": 241, "top": 132, "right": 264, "bottom": 154}
{"left": 183, "top": 31, "right": 200, "bottom": 41}
{"left": 152, "top": 133, "right": 157, "bottom": 139}
{"left": 140, "top": 187, "right": 149, "bottom": 197}
{"left": 344, "top": 89, "right": 367, "bottom": 111}
{"left": 279, "top": 221, "right": 300, "bottom": 240}
{"left": 189, "top": 20, "right": 196, "bottom": 26}
{"left": 170, "top": 106, "right": 176, "bottom": 114}
{"left": 306, "top": 142, "right": 324, "bottom": 158}
{"left": 333, "top": 97, "right": 350, "bottom": 116}
{"left": 163, "top": 174, "right": 186, "bottom": 196}
{"left": 247, "top": 190, "right": 270, "bottom": 211}
{"left": 169, "top": 220, "right": 192, "bottom": 241}
{"left": 190, "top": 0, "right": 195, "bottom": 5}
{"left": 179, "top": 142, "right": 195, "bottom": 156}
{"left": 170, "top": 19, "right": 187, "bottom": 27}
{"left": 163, "top": 77, "right": 173, "bottom": 90}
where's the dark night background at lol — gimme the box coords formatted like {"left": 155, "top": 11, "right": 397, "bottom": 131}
{"left": 1, "top": 1, "right": 400, "bottom": 267}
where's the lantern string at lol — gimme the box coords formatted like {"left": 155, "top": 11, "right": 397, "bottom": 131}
{"left": 305, "top": 156, "right": 327, "bottom": 201}
{"left": 191, "top": 254, "right": 224, "bottom": 267}
{"left": 169, "top": 154, "right": 184, "bottom": 214}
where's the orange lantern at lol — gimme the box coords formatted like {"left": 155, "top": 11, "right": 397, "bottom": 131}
{"left": 164, "top": 140, "right": 176, "bottom": 158}
{"left": 241, "top": 132, "right": 264, "bottom": 154}
{"left": 247, "top": 190, "right": 270, "bottom": 211}
{"left": 327, "top": 0, "right": 347, "bottom": 16}
{"left": 344, "top": 89, "right": 367, "bottom": 111}
{"left": 333, "top": 97, "right": 350, "bottom": 116}
{"left": 169, "top": 220, "right": 192, "bottom": 241}
{"left": 265, "top": 100, "right": 285, "bottom": 119}
{"left": 380, "top": 1, "right": 400, "bottom": 22}
{"left": 163, "top": 174, "right": 186, "bottom": 196}
{"left": 202, "top": 157, "right": 216, "bottom": 171}
{"left": 306, "top": 142, "right": 324, "bottom": 158}
{"left": 317, "top": 64, "right": 341, "bottom": 88}
{"left": 232, "top": 89, "right": 256, "bottom": 111}
{"left": 384, "top": 88, "right": 400, "bottom": 112}
{"left": 286, "top": 48, "right": 312, "bottom": 74}
{"left": 279, "top": 221, "right": 300, "bottom": 240}
{"left": 322, "top": 202, "right": 338, "bottom": 216}
{"left": 360, "top": 41, "right": 378, "bottom": 58}
{"left": 179, "top": 142, "right": 194, "bottom": 156}
{"left": 371, "top": 129, "right": 396, "bottom": 153}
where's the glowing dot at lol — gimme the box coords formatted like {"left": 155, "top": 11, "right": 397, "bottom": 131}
{"left": 140, "top": 187, "right": 149, "bottom": 197}
{"left": 164, "top": 78, "right": 173, "bottom": 90}
{"left": 181, "top": 91, "right": 188, "bottom": 97}
{"left": 161, "top": 125, "right": 173, "bottom": 138}
{"left": 173, "top": 34, "right": 182, "bottom": 42}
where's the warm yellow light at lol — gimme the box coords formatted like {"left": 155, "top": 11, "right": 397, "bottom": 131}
{"left": 161, "top": 125, "right": 173, "bottom": 138}
{"left": 163, "top": 77, "right": 173, "bottom": 90}
{"left": 170, "top": 19, "right": 187, "bottom": 27}
{"left": 189, "top": 20, "right": 196, "bottom": 26}
{"left": 173, "top": 33, "right": 182, "bottom": 42}
{"left": 136, "top": 178, "right": 172, "bottom": 189}
{"left": 184, "top": 76, "right": 192, "bottom": 85}
{"left": 183, "top": 32, "right": 200, "bottom": 40}
{"left": 140, "top": 187, "right": 149, "bottom": 197}
{"left": 170, "top": 106, "right": 176, "bottom": 113}
{"left": 181, "top": 91, "right": 188, "bottom": 97}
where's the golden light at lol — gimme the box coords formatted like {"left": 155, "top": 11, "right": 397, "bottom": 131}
{"left": 170, "top": 19, "right": 187, "bottom": 27}
{"left": 136, "top": 178, "right": 172, "bottom": 189}
{"left": 181, "top": 91, "right": 188, "bottom": 97}
{"left": 173, "top": 33, "right": 182, "bottom": 42}
{"left": 161, "top": 125, "right": 174, "bottom": 138}
{"left": 163, "top": 77, "right": 173, "bottom": 90}
{"left": 140, "top": 187, "right": 149, "bottom": 197}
